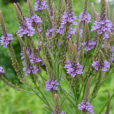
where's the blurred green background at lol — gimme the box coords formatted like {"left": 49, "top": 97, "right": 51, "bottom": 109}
{"left": 0, "top": 0, "right": 114, "bottom": 114}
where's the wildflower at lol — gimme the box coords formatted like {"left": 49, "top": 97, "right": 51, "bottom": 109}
{"left": 21, "top": 50, "right": 41, "bottom": 76}
{"left": 57, "top": 11, "right": 77, "bottom": 36}
{"left": 26, "top": 49, "right": 42, "bottom": 64}
{"left": 30, "top": 14, "right": 42, "bottom": 33}
{"left": 78, "top": 100, "right": 94, "bottom": 114}
{"left": 51, "top": 111, "right": 65, "bottom": 114}
{"left": 0, "top": 66, "right": 4, "bottom": 74}
{"left": 0, "top": 33, "right": 13, "bottom": 48}
{"left": 17, "top": 18, "right": 35, "bottom": 37}
{"left": 57, "top": 24, "right": 65, "bottom": 35}
{"left": 79, "top": 11, "right": 91, "bottom": 23}
{"left": 23, "top": 65, "right": 38, "bottom": 76}
{"left": 66, "top": 26, "right": 76, "bottom": 38}
{"left": 112, "top": 46, "right": 114, "bottom": 61}
{"left": 82, "top": 40, "right": 96, "bottom": 51}
{"left": 46, "top": 27, "right": 55, "bottom": 38}
{"left": 91, "top": 19, "right": 113, "bottom": 40}
{"left": 92, "top": 60, "right": 110, "bottom": 71}
{"left": 60, "top": 111, "right": 65, "bottom": 114}
{"left": 30, "top": 14, "right": 42, "bottom": 24}
{"left": 34, "top": 0, "right": 47, "bottom": 11}
{"left": 45, "top": 80, "right": 59, "bottom": 92}
{"left": 79, "top": 29, "right": 83, "bottom": 37}
{"left": 64, "top": 61, "right": 83, "bottom": 77}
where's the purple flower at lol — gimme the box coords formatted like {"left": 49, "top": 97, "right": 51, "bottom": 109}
{"left": 34, "top": 0, "right": 47, "bottom": 11}
{"left": 17, "top": 18, "right": 35, "bottom": 37}
{"left": 0, "top": 66, "right": 5, "bottom": 74}
{"left": 46, "top": 27, "right": 55, "bottom": 37}
{"left": 79, "top": 29, "right": 83, "bottom": 37}
{"left": 82, "top": 40, "right": 96, "bottom": 51}
{"left": 92, "top": 60, "right": 110, "bottom": 71}
{"left": 64, "top": 60, "right": 83, "bottom": 77}
{"left": 51, "top": 111, "right": 65, "bottom": 114}
{"left": 92, "top": 61, "right": 99, "bottom": 70}
{"left": 23, "top": 65, "right": 38, "bottom": 76}
{"left": 67, "top": 26, "right": 76, "bottom": 38}
{"left": 30, "top": 14, "right": 42, "bottom": 24}
{"left": 91, "top": 19, "right": 113, "bottom": 40}
{"left": 60, "top": 111, "right": 65, "bottom": 114}
{"left": 57, "top": 41, "right": 62, "bottom": 48}
{"left": 79, "top": 11, "right": 91, "bottom": 23}
{"left": 57, "top": 25, "right": 65, "bottom": 35}
{"left": 102, "top": 60, "right": 110, "bottom": 71}
{"left": 26, "top": 49, "right": 42, "bottom": 64}
{"left": 21, "top": 49, "right": 41, "bottom": 76}
{"left": 0, "top": 33, "right": 13, "bottom": 48}
{"left": 78, "top": 100, "right": 94, "bottom": 114}
{"left": 57, "top": 11, "right": 77, "bottom": 36}
{"left": 45, "top": 80, "right": 59, "bottom": 92}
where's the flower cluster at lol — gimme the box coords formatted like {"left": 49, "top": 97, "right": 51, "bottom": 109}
{"left": 46, "top": 27, "right": 55, "bottom": 38}
{"left": 78, "top": 100, "right": 94, "bottom": 114}
{"left": 21, "top": 49, "right": 42, "bottom": 75}
{"left": 91, "top": 19, "right": 113, "bottom": 40}
{"left": 51, "top": 111, "right": 65, "bottom": 114}
{"left": 57, "top": 11, "right": 77, "bottom": 38}
{"left": 45, "top": 80, "right": 59, "bottom": 92}
{"left": 34, "top": 0, "right": 47, "bottom": 11}
{"left": 0, "top": 33, "right": 13, "bottom": 48}
{"left": 79, "top": 11, "right": 91, "bottom": 23}
{"left": 0, "top": 66, "right": 4, "bottom": 74}
{"left": 17, "top": 18, "right": 35, "bottom": 37}
{"left": 64, "top": 61, "right": 83, "bottom": 77}
{"left": 82, "top": 40, "right": 96, "bottom": 51}
{"left": 92, "top": 60, "right": 110, "bottom": 71}
{"left": 30, "top": 14, "right": 42, "bottom": 24}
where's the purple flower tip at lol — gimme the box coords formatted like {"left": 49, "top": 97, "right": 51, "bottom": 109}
{"left": 45, "top": 80, "right": 59, "bottom": 92}
{"left": 79, "top": 11, "right": 91, "bottom": 23}
{"left": 91, "top": 19, "right": 113, "bottom": 40}
{"left": 46, "top": 27, "right": 55, "bottom": 38}
{"left": 0, "top": 33, "right": 13, "bottom": 48}
{"left": 112, "top": 46, "right": 114, "bottom": 61}
{"left": 0, "top": 66, "right": 5, "bottom": 74}
{"left": 92, "top": 60, "right": 110, "bottom": 71}
{"left": 57, "top": 11, "right": 77, "bottom": 36}
{"left": 34, "top": 0, "right": 47, "bottom": 11}
{"left": 82, "top": 40, "right": 96, "bottom": 51}
{"left": 51, "top": 111, "right": 65, "bottom": 114}
{"left": 21, "top": 49, "right": 42, "bottom": 76}
{"left": 17, "top": 18, "right": 35, "bottom": 37}
{"left": 78, "top": 100, "right": 94, "bottom": 114}
{"left": 30, "top": 14, "right": 42, "bottom": 24}
{"left": 64, "top": 60, "right": 83, "bottom": 77}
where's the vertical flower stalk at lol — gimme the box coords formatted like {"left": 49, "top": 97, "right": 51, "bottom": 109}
{"left": 79, "top": 0, "right": 91, "bottom": 23}
{"left": 27, "top": 0, "right": 34, "bottom": 17}
{"left": 27, "top": 0, "right": 43, "bottom": 38}
{"left": 53, "top": 94, "right": 61, "bottom": 114}
{"left": 14, "top": 3, "right": 37, "bottom": 55}
{"left": 83, "top": 0, "right": 88, "bottom": 13}
{"left": 78, "top": 77, "right": 94, "bottom": 114}
{"left": 100, "top": 0, "right": 106, "bottom": 20}
{"left": 0, "top": 11, "right": 23, "bottom": 79}
{"left": 91, "top": 3, "right": 99, "bottom": 21}
{"left": 106, "top": 2, "right": 110, "bottom": 19}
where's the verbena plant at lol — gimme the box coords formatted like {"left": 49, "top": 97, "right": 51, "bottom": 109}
{"left": 0, "top": 0, "right": 114, "bottom": 114}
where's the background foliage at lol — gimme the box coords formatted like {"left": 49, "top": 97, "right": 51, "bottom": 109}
{"left": 0, "top": 0, "right": 114, "bottom": 114}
